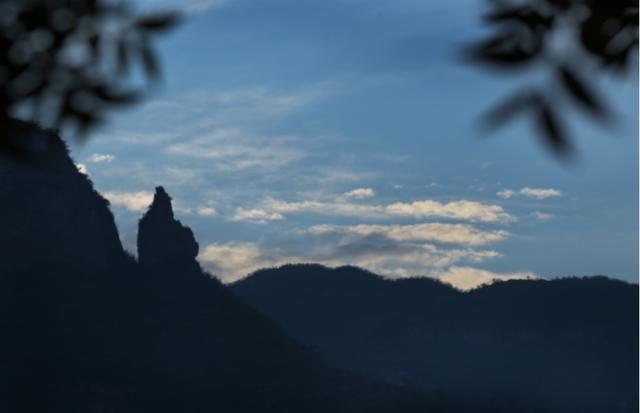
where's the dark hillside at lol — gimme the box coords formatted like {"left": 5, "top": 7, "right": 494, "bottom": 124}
{"left": 0, "top": 122, "right": 430, "bottom": 413}
{"left": 233, "top": 264, "right": 639, "bottom": 413}
{"left": 0, "top": 121, "right": 123, "bottom": 272}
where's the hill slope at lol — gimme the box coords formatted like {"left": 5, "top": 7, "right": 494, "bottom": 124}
{"left": 232, "top": 264, "right": 639, "bottom": 413}
{"left": 0, "top": 122, "right": 429, "bottom": 413}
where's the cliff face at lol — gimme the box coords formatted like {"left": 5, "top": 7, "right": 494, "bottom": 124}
{"left": 137, "top": 186, "right": 199, "bottom": 267}
{"left": 0, "top": 121, "right": 124, "bottom": 272}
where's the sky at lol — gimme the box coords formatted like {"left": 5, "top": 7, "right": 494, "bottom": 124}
{"left": 69, "top": 0, "right": 638, "bottom": 289}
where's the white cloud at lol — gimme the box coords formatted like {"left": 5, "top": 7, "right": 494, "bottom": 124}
{"left": 245, "top": 197, "right": 514, "bottom": 224}
{"left": 89, "top": 153, "right": 116, "bottom": 163}
{"left": 497, "top": 189, "right": 516, "bottom": 199}
{"left": 498, "top": 187, "right": 562, "bottom": 200}
{"left": 520, "top": 187, "right": 562, "bottom": 199}
{"left": 335, "top": 246, "right": 501, "bottom": 279}
{"left": 307, "top": 223, "right": 509, "bottom": 246}
{"left": 197, "top": 207, "right": 217, "bottom": 217}
{"left": 212, "top": 86, "right": 324, "bottom": 119}
{"left": 198, "top": 238, "right": 503, "bottom": 287}
{"left": 138, "top": 85, "right": 328, "bottom": 130}
{"left": 198, "top": 243, "right": 299, "bottom": 282}
{"left": 340, "top": 188, "right": 375, "bottom": 200}
{"left": 231, "top": 208, "right": 284, "bottom": 224}
{"left": 103, "top": 191, "right": 154, "bottom": 212}
{"left": 436, "top": 266, "right": 539, "bottom": 291}
{"left": 165, "top": 128, "right": 305, "bottom": 172}
{"left": 76, "top": 163, "right": 88, "bottom": 175}
{"left": 198, "top": 238, "right": 537, "bottom": 289}
{"left": 386, "top": 200, "right": 514, "bottom": 223}
{"left": 261, "top": 198, "right": 376, "bottom": 217}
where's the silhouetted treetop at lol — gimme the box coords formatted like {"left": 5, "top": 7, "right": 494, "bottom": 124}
{"left": 0, "top": 0, "right": 180, "bottom": 147}
{"left": 467, "top": 0, "right": 638, "bottom": 158}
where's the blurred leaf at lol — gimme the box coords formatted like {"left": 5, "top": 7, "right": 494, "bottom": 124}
{"left": 557, "top": 65, "right": 608, "bottom": 118}
{"left": 485, "top": 6, "right": 553, "bottom": 30}
{"left": 536, "top": 102, "right": 570, "bottom": 156}
{"left": 466, "top": 35, "right": 540, "bottom": 67}
{"left": 88, "top": 33, "right": 99, "bottom": 57}
{"left": 116, "top": 38, "right": 129, "bottom": 76}
{"left": 481, "top": 90, "right": 539, "bottom": 130}
{"left": 0, "top": 0, "right": 180, "bottom": 149}
{"left": 140, "top": 43, "right": 159, "bottom": 79}
{"left": 468, "top": 0, "right": 637, "bottom": 160}
{"left": 135, "top": 13, "right": 181, "bottom": 33}
{"left": 92, "top": 85, "right": 140, "bottom": 105}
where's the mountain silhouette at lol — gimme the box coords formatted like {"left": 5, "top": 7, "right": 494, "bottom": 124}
{"left": 2, "top": 121, "right": 636, "bottom": 413}
{"left": 0, "top": 121, "right": 123, "bottom": 273}
{"left": 232, "top": 264, "right": 639, "bottom": 413}
{"left": 0, "top": 121, "right": 433, "bottom": 413}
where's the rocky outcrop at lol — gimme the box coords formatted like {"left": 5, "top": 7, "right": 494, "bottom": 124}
{"left": 0, "top": 120, "right": 124, "bottom": 272}
{"left": 137, "top": 186, "right": 199, "bottom": 267}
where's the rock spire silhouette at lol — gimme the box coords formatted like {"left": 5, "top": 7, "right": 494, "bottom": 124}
{"left": 137, "top": 186, "right": 199, "bottom": 267}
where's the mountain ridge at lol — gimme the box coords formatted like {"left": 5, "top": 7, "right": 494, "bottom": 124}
{"left": 232, "top": 263, "right": 639, "bottom": 413}
{"left": 0, "top": 121, "right": 432, "bottom": 413}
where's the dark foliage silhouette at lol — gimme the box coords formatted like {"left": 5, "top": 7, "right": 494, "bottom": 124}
{"left": 0, "top": 0, "right": 179, "bottom": 149}
{"left": 467, "top": 0, "right": 638, "bottom": 157}
{"left": 233, "top": 264, "right": 639, "bottom": 413}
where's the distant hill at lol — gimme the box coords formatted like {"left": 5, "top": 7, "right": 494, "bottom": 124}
{"left": 0, "top": 121, "right": 430, "bottom": 413}
{"left": 232, "top": 264, "right": 639, "bottom": 413}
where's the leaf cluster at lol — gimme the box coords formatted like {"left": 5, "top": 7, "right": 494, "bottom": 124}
{"left": 0, "top": 0, "right": 180, "bottom": 142}
{"left": 467, "top": 0, "right": 638, "bottom": 157}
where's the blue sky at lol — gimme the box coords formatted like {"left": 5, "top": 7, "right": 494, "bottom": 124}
{"left": 70, "top": 0, "right": 638, "bottom": 289}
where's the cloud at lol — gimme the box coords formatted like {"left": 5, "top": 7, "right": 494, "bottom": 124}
{"left": 244, "top": 197, "right": 514, "bottom": 224}
{"left": 212, "top": 86, "right": 324, "bottom": 119}
{"left": 437, "top": 266, "right": 539, "bottom": 291}
{"left": 198, "top": 235, "right": 503, "bottom": 287}
{"left": 197, "top": 207, "right": 217, "bottom": 217}
{"left": 307, "top": 223, "right": 509, "bottom": 246}
{"left": 76, "top": 163, "right": 88, "bottom": 175}
{"left": 259, "top": 198, "right": 376, "bottom": 218}
{"left": 531, "top": 211, "right": 555, "bottom": 220}
{"left": 313, "top": 236, "right": 502, "bottom": 274}
{"left": 103, "top": 191, "right": 154, "bottom": 212}
{"left": 386, "top": 200, "right": 514, "bottom": 223}
{"left": 340, "top": 187, "right": 375, "bottom": 200}
{"left": 231, "top": 208, "right": 285, "bottom": 224}
{"left": 137, "top": 85, "right": 328, "bottom": 131}
{"left": 88, "top": 153, "right": 116, "bottom": 163}
{"left": 199, "top": 243, "right": 298, "bottom": 282}
{"left": 165, "top": 128, "right": 305, "bottom": 172}
{"left": 498, "top": 187, "right": 562, "bottom": 200}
